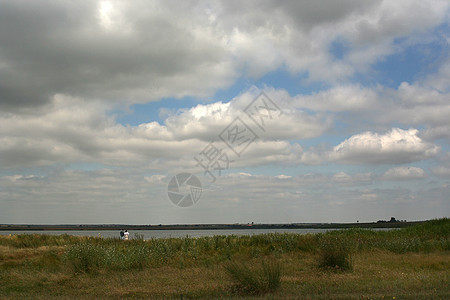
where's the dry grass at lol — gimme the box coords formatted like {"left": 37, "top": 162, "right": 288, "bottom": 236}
{"left": 1, "top": 250, "right": 448, "bottom": 299}
{"left": 0, "top": 219, "right": 449, "bottom": 299}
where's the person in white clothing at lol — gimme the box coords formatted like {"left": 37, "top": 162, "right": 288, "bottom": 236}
{"left": 123, "top": 230, "right": 129, "bottom": 240}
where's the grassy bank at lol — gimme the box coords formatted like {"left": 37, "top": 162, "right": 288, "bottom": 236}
{"left": 0, "top": 218, "right": 448, "bottom": 299}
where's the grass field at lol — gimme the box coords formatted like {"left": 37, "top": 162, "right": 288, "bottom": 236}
{"left": 0, "top": 218, "right": 448, "bottom": 299}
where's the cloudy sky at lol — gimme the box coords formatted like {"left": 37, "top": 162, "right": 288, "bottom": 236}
{"left": 0, "top": 0, "right": 449, "bottom": 224}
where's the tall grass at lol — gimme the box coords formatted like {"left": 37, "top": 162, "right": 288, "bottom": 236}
{"left": 63, "top": 243, "right": 105, "bottom": 273}
{"left": 63, "top": 240, "right": 175, "bottom": 273}
{"left": 224, "top": 259, "right": 282, "bottom": 294}
{"left": 0, "top": 234, "right": 81, "bottom": 248}
{"left": 317, "top": 236, "right": 353, "bottom": 271}
{"left": 314, "top": 218, "right": 449, "bottom": 254}
{"left": 1, "top": 218, "right": 448, "bottom": 274}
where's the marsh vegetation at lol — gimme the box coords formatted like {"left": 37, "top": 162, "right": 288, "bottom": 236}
{"left": 0, "top": 219, "right": 448, "bottom": 298}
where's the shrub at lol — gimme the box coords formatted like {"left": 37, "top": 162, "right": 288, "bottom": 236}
{"left": 2, "top": 234, "right": 79, "bottom": 248}
{"left": 148, "top": 238, "right": 176, "bottom": 264}
{"left": 63, "top": 243, "right": 105, "bottom": 273}
{"left": 262, "top": 259, "right": 282, "bottom": 291}
{"left": 133, "top": 233, "right": 145, "bottom": 241}
{"left": 318, "top": 237, "right": 353, "bottom": 271}
{"left": 124, "top": 244, "right": 152, "bottom": 269}
{"left": 63, "top": 241, "right": 154, "bottom": 273}
{"left": 224, "top": 259, "right": 281, "bottom": 294}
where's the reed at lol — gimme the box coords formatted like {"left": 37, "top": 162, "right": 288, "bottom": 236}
{"left": 317, "top": 236, "right": 354, "bottom": 271}
{"left": 0, "top": 218, "right": 448, "bottom": 298}
{"left": 224, "top": 259, "right": 282, "bottom": 294}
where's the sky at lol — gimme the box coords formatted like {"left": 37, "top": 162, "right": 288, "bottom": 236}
{"left": 0, "top": 0, "right": 449, "bottom": 224}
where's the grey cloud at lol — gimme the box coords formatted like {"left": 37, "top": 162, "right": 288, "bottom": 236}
{"left": 165, "top": 90, "right": 330, "bottom": 142}
{"left": 292, "top": 85, "right": 378, "bottom": 112}
{"left": 219, "top": 0, "right": 379, "bottom": 31}
{"left": 1, "top": 166, "right": 447, "bottom": 224}
{"left": 432, "top": 166, "right": 450, "bottom": 177}
{"left": 421, "top": 126, "right": 450, "bottom": 143}
{"left": 382, "top": 166, "right": 426, "bottom": 180}
{"left": 431, "top": 152, "right": 450, "bottom": 177}
{"left": 350, "top": 0, "right": 448, "bottom": 45}
{"left": 0, "top": 0, "right": 232, "bottom": 110}
{"left": 2, "top": 0, "right": 448, "bottom": 113}
{"left": 284, "top": 71, "right": 450, "bottom": 138}
{"left": 0, "top": 92, "right": 322, "bottom": 170}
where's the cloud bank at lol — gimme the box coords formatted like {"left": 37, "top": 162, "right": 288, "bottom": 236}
{"left": 1, "top": 0, "right": 449, "bottom": 224}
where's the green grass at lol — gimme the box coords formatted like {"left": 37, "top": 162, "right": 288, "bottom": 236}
{"left": 0, "top": 218, "right": 449, "bottom": 299}
{"left": 317, "top": 236, "right": 354, "bottom": 271}
{"left": 63, "top": 241, "right": 155, "bottom": 273}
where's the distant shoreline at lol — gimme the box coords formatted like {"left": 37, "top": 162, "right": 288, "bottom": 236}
{"left": 0, "top": 220, "right": 423, "bottom": 231}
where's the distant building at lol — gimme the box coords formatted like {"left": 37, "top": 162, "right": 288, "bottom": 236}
{"left": 377, "top": 217, "right": 400, "bottom": 223}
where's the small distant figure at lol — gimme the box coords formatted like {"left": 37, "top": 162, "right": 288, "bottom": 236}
{"left": 120, "top": 229, "right": 124, "bottom": 240}
{"left": 124, "top": 230, "right": 129, "bottom": 240}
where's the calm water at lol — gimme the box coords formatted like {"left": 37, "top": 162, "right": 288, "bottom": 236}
{"left": 0, "top": 228, "right": 394, "bottom": 239}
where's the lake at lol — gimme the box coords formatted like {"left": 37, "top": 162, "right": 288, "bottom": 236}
{"left": 0, "top": 228, "right": 395, "bottom": 239}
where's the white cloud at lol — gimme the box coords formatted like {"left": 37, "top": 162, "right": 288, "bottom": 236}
{"left": 397, "top": 82, "right": 448, "bottom": 106}
{"left": 144, "top": 174, "right": 167, "bottom": 184}
{"left": 332, "top": 172, "right": 352, "bottom": 182}
{"left": 0, "top": 91, "right": 324, "bottom": 170}
{"left": 0, "top": 95, "right": 200, "bottom": 168}
{"left": 382, "top": 166, "right": 426, "bottom": 180}
{"left": 332, "top": 172, "right": 374, "bottom": 184}
{"left": 165, "top": 89, "right": 330, "bottom": 141}
{"left": 275, "top": 174, "right": 292, "bottom": 179}
{"left": 231, "top": 140, "right": 304, "bottom": 168}
{"left": 329, "top": 128, "right": 440, "bottom": 164}
{"left": 389, "top": 82, "right": 450, "bottom": 127}
{"left": 293, "top": 85, "right": 378, "bottom": 112}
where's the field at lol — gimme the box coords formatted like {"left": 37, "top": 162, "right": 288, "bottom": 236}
{"left": 0, "top": 219, "right": 448, "bottom": 299}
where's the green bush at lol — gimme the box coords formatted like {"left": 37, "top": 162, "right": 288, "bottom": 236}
{"left": 224, "top": 259, "right": 281, "bottom": 294}
{"left": 124, "top": 244, "right": 152, "bottom": 269}
{"left": 63, "top": 242, "right": 153, "bottom": 273}
{"left": 262, "top": 259, "right": 282, "bottom": 291}
{"left": 63, "top": 243, "right": 105, "bottom": 273}
{"left": 318, "top": 237, "right": 353, "bottom": 271}
{"left": 1, "top": 234, "right": 79, "bottom": 248}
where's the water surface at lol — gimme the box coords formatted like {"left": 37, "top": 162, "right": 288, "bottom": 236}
{"left": 0, "top": 228, "right": 394, "bottom": 239}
